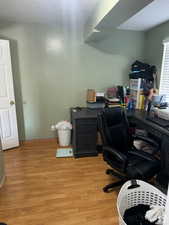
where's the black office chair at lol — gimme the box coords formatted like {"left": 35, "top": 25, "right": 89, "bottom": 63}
{"left": 98, "top": 108, "right": 160, "bottom": 192}
{"left": 156, "top": 135, "right": 169, "bottom": 192}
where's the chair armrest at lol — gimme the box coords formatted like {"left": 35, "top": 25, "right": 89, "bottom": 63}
{"left": 133, "top": 135, "right": 159, "bottom": 148}
{"left": 103, "top": 146, "right": 127, "bottom": 161}
{"left": 128, "top": 150, "right": 159, "bottom": 162}
{"left": 103, "top": 146, "right": 127, "bottom": 171}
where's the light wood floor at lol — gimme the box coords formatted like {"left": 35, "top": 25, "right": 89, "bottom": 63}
{"left": 0, "top": 139, "right": 119, "bottom": 225}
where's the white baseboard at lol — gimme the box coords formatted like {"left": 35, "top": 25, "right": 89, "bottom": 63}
{"left": 0, "top": 174, "right": 5, "bottom": 188}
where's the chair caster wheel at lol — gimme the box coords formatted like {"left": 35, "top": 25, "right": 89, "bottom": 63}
{"left": 106, "top": 169, "right": 111, "bottom": 175}
{"left": 103, "top": 187, "right": 109, "bottom": 193}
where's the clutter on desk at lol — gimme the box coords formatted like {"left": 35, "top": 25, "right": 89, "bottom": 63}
{"left": 146, "top": 95, "right": 169, "bottom": 123}
{"left": 106, "top": 87, "right": 121, "bottom": 108}
{"left": 86, "top": 86, "right": 130, "bottom": 109}
{"left": 151, "top": 95, "right": 168, "bottom": 109}
{"left": 128, "top": 60, "right": 163, "bottom": 111}
{"left": 129, "top": 79, "right": 160, "bottom": 111}
{"left": 86, "top": 60, "right": 164, "bottom": 111}
{"left": 86, "top": 89, "right": 106, "bottom": 109}
{"left": 129, "top": 60, "right": 157, "bottom": 84}
{"left": 106, "top": 97, "right": 121, "bottom": 108}
{"left": 106, "top": 86, "right": 130, "bottom": 108}
{"left": 106, "top": 87, "right": 118, "bottom": 98}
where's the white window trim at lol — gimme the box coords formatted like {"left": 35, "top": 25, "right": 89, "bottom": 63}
{"left": 159, "top": 41, "right": 169, "bottom": 102}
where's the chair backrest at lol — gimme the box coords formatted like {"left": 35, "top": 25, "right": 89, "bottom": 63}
{"left": 155, "top": 135, "right": 169, "bottom": 189}
{"left": 98, "top": 107, "right": 132, "bottom": 153}
{"left": 160, "top": 135, "right": 169, "bottom": 175}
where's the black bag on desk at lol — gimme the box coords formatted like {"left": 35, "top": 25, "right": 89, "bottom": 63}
{"left": 129, "top": 60, "right": 156, "bottom": 81}
{"left": 131, "top": 61, "right": 150, "bottom": 72}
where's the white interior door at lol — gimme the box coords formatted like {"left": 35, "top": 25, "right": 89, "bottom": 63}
{"left": 0, "top": 40, "right": 19, "bottom": 150}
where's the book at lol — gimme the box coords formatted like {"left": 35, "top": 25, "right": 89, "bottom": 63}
{"left": 87, "top": 89, "right": 96, "bottom": 103}
{"left": 138, "top": 94, "right": 145, "bottom": 110}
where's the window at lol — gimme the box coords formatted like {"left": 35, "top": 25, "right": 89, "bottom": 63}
{"left": 159, "top": 42, "right": 169, "bottom": 102}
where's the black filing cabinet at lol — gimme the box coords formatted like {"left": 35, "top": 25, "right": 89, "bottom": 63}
{"left": 71, "top": 108, "right": 101, "bottom": 158}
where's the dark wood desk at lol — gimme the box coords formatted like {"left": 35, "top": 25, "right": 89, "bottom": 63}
{"left": 71, "top": 108, "right": 169, "bottom": 157}
{"left": 128, "top": 110, "right": 169, "bottom": 141}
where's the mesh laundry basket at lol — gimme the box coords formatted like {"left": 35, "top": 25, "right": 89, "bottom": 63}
{"left": 117, "top": 180, "right": 167, "bottom": 225}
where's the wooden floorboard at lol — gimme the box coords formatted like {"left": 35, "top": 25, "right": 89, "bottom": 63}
{"left": 0, "top": 139, "right": 119, "bottom": 225}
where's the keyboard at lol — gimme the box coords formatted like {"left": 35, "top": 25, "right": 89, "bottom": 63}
{"left": 146, "top": 116, "right": 169, "bottom": 128}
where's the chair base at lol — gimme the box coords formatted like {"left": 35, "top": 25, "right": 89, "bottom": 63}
{"left": 103, "top": 169, "right": 128, "bottom": 192}
{"left": 103, "top": 180, "right": 126, "bottom": 193}
{"left": 106, "top": 169, "right": 125, "bottom": 179}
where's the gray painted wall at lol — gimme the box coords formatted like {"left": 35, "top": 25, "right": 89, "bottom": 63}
{"left": 145, "top": 20, "right": 169, "bottom": 86}
{"left": 0, "top": 23, "right": 145, "bottom": 140}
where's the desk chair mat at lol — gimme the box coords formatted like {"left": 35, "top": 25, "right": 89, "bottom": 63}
{"left": 56, "top": 148, "right": 73, "bottom": 158}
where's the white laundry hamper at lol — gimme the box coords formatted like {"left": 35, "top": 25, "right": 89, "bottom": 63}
{"left": 117, "top": 180, "right": 167, "bottom": 225}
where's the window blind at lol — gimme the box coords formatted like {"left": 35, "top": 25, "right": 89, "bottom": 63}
{"left": 159, "top": 42, "right": 169, "bottom": 103}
